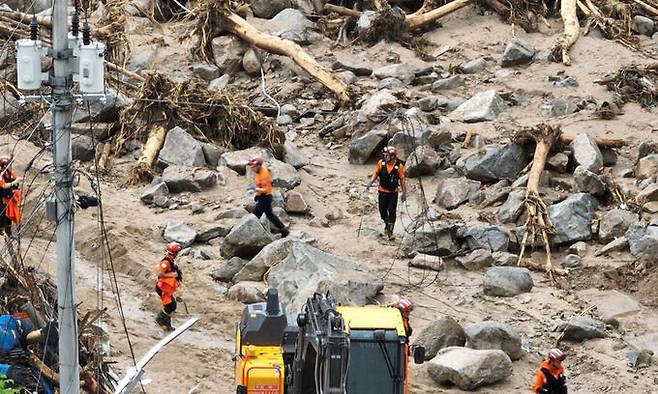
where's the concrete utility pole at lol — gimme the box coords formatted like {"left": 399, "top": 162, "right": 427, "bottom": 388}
{"left": 52, "top": 0, "right": 80, "bottom": 391}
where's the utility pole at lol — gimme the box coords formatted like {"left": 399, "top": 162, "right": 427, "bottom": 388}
{"left": 52, "top": 0, "right": 80, "bottom": 391}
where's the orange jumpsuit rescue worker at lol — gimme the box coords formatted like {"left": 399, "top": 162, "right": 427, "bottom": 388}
{"left": 247, "top": 157, "right": 289, "bottom": 237}
{"left": 0, "top": 156, "right": 21, "bottom": 237}
{"left": 532, "top": 348, "right": 568, "bottom": 394}
{"left": 392, "top": 299, "right": 413, "bottom": 336}
{"left": 155, "top": 242, "right": 183, "bottom": 331}
{"left": 367, "top": 146, "right": 406, "bottom": 240}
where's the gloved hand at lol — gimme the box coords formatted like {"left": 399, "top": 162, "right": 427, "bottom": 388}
{"left": 400, "top": 192, "right": 406, "bottom": 202}
{"left": 365, "top": 180, "right": 373, "bottom": 191}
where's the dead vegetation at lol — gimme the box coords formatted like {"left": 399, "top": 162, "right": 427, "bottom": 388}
{"left": 597, "top": 63, "right": 658, "bottom": 108}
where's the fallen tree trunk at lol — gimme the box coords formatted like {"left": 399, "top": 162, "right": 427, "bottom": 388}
{"left": 406, "top": 0, "right": 474, "bottom": 30}
{"left": 219, "top": 4, "right": 350, "bottom": 103}
{"left": 559, "top": 134, "right": 624, "bottom": 148}
{"left": 124, "top": 124, "right": 167, "bottom": 186}
{"left": 551, "top": 0, "right": 580, "bottom": 65}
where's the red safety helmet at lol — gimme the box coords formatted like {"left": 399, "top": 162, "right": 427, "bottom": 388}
{"left": 393, "top": 299, "right": 413, "bottom": 317}
{"left": 247, "top": 156, "right": 265, "bottom": 168}
{"left": 0, "top": 156, "right": 11, "bottom": 168}
{"left": 383, "top": 146, "right": 398, "bottom": 157}
{"left": 547, "top": 348, "right": 566, "bottom": 362}
{"left": 166, "top": 242, "right": 182, "bottom": 255}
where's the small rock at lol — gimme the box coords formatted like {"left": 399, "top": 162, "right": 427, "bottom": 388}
{"left": 406, "top": 145, "right": 440, "bottom": 178}
{"left": 285, "top": 191, "right": 309, "bottom": 214}
{"left": 157, "top": 126, "right": 207, "bottom": 170}
{"left": 574, "top": 166, "right": 606, "bottom": 196}
{"left": 626, "top": 350, "right": 653, "bottom": 369}
{"left": 460, "top": 57, "right": 487, "bottom": 74}
{"left": 336, "top": 70, "right": 357, "bottom": 85}
{"left": 569, "top": 241, "right": 588, "bottom": 256}
{"left": 599, "top": 208, "right": 639, "bottom": 243}
{"left": 250, "top": 0, "right": 291, "bottom": 18}
{"left": 190, "top": 63, "right": 220, "bottom": 81}
{"left": 140, "top": 182, "right": 169, "bottom": 204}
{"left": 164, "top": 220, "right": 197, "bottom": 248}
{"left": 594, "top": 237, "right": 629, "bottom": 257}
{"left": 546, "top": 152, "right": 569, "bottom": 173}
{"left": 636, "top": 154, "right": 658, "bottom": 180}
{"left": 456, "top": 249, "right": 494, "bottom": 271}
{"left": 431, "top": 75, "right": 464, "bottom": 91}
{"left": 449, "top": 90, "right": 506, "bottom": 123}
{"left": 625, "top": 221, "right": 658, "bottom": 259}
{"left": 435, "top": 178, "right": 481, "bottom": 209}
{"left": 644, "top": 201, "right": 658, "bottom": 213}
{"left": 210, "top": 257, "right": 247, "bottom": 282}
{"left": 208, "top": 74, "right": 231, "bottom": 91}
{"left": 492, "top": 251, "right": 518, "bottom": 266}
{"left": 457, "top": 223, "right": 510, "bottom": 252}
{"left": 197, "top": 225, "right": 231, "bottom": 242}
{"left": 413, "top": 316, "right": 466, "bottom": 360}
{"left": 638, "top": 183, "right": 658, "bottom": 203}
{"left": 559, "top": 316, "right": 606, "bottom": 341}
{"left": 332, "top": 58, "right": 372, "bottom": 76}
{"left": 548, "top": 193, "right": 599, "bottom": 245}
{"left": 373, "top": 63, "right": 418, "bottom": 83}
{"left": 242, "top": 48, "right": 262, "bottom": 76}
{"left": 633, "top": 15, "right": 655, "bottom": 36}
{"left": 357, "top": 90, "right": 399, "bottom": 123}
{"left": 500, "top": 37, "right": 535, "bottom": 67}
{"left": 227, "top": 281, "right": 265, "bottom": 303}
{"left": 498, "top": 190, "right": 524, "bottom": 224}
{"left": 571, "top": 133, "right": 603, "bottom": 173}
{"left": 377, "top": 77, "right": 405, "bottom": 90}
{"left": 71, "top": 134, "right": 95, "bottom": 161}
{"left": 562, "top": 254, "right": 582, "bottom": 268}
{"left": 552, "top": 76, "right": 579, "bottom": 88}
{"left": 483, "top": 267, "right": 533, "bottom": 297}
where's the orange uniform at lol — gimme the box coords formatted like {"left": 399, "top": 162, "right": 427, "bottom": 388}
{"left": 254, "top": 166, "right": 273, "bottom": 196}
{"left": 0, "top": 172, "right": 20, "bottom": 224}
{"left": 156, "top": 255, "right": 179, "bottom": 305}
{"left": 532, "top": 360, "right": 566, "bottom": 394}
{"left": 374, "top": 159, "right": 405, "bottom": 193}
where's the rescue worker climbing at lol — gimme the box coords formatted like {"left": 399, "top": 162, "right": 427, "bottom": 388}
{"left": 155, "top": 242, "right": 183, "bottom": 332}
{"left": 367, "top": 146, "right": 406, "bottom": 240}
{"left": 392, "top": 298, "right": 413, "bottom": 336}
{"left": 0, "top": 156, "right": 21, "bottom": 237}
{"left": 247, "top": 157, "right": 289, "bottom": 237}
{"left": 532, "top": 348, "right": 568, "bottom": 394}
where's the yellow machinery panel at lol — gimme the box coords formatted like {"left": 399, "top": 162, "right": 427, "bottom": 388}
{"left": 338, "top": 306, "right": 406, "bottom": 337}
{"left": 235, "top": 345, "right": 285, "bottom": 394}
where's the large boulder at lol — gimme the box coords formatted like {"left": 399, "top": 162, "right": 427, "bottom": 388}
{"left": 389, "top": 125, "right": 433, "bottom": 161}
{"left": 548, "top": 193, "right": 598, "bottom": 245}
{"left": 211, "top": 36, "right": 247, "bottom": 74}
{"left": 574, "top": 166, "right": 605, "bottom": 196}
{"left": 638, "top": 183, "right": 658, "bottom": 203}
{"left": 636, "top": 154, "right": 658, "bottom": 180}
{"left": 449, "top": 90, "right": 506, "bottom": 123}
{"left": 456, "top": 249, "right": 494, "bottom": 271}
{"left": 500, "top": 37, "right": 535, "bottom": 67}
{"left": 227, "top": 281, "right": 265, "bottom": 304}
{"left": 483, "top": 267, "right": 533, "bottom": 297}
{"left": 599, "top": 208, "right": 639, "bottom": 243}
{"left": 357, "top": 90, "right": 399, "bottom": 123}
{"left": 456, "top": 144, "right": 529, "bottom": 182}
{"left": 71, "top": 134, "right": 95, "bottom": 162}
{"left": 220, "top": 215, "right": 276, "bottom": 259}
{"left": 156, "top": 126, "right": 206, "bottom": 170}
{"left": 267, "top": 242, "right": 384, "bottom": 310}
{"left": 210, "top": 257, "right": 248, "bottom": 282}
{"left": 266, "top": 160, "right": 301, "bottom": 190}
{"left": 161, "top": 166, "right": 217, "bottom": 193}
{"left": 348, "top": 129, "right": 388, "bottom": 164}
{"left": 284, "top": 140, "right": 310, "bottom": 169}
{"left": 435, "top": 178, "right": 481, "bottom": 210}
{"left": 250, "top": 0, "right": 292, "bottom": 18}
{"left": 265, "top": 8, "right": 320, "bottom": 44}
{"left": 413, "top": 316, "right": 466, "bottom": 360}
{"left": 285, "top": 191, "right": 309, "bottom": 214}
{"left": 571, "top": 133, "right": 603, "bottom": 173}
{"left": 140, "top": 182, "right": 169, "bottom": 204}
{"left": 498, "top": 189, "right": 524, "bottom": 223}
{"left": 372, "top": 63, "right": 418, "bottom": 83}
{"left": 233, "top": 238, "right": 295, "bottom": 282}
{"left": 559, "top": 316, "right": 606, "bottom": 341}
{"left": 218, "top": 147, "right": 272, "bottom": 175}
{"left": 401, "top": 225, "right": 458, "bottom": 256}
{"left": 427, "top": 347, "right": 513, "bottom": 390}
{"left": 163, "top": 220, "right": 197, "bottom": 248}
{"left": 625, "top": 221, "right": 658, "bottom": 260}
{"left": 457, "top": 223, "right": 510, "bottom": 252}
{"left": 464, "top": 321, "right": 524, "bottom": 360}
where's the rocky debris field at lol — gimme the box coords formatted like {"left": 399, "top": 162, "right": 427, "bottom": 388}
{"left": 2, "top": 0, "right": 658, "bottom": 392}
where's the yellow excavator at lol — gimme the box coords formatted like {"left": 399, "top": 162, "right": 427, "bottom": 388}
{"left": 234, "top": 289, "right": 424, "bottom": 394}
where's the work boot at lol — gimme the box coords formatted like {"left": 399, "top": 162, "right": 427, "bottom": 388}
{"left": 280, "top": 227, "right": 289, "bottom": 238}
{"left": 155, "top": 310, "right": 169, "bottom": 330}
{"left": 163, "top": 314, "right": 175, "bottom": 332}
{"left": 386, "top": 222, "right": 395, "bottom": 241}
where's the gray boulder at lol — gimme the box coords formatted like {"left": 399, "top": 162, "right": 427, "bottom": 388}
{"left": 464, "top": 321, "right": 524, "bottom": 360}
{"left": 190, "top": 63, "right": 220, "bottom": 81}
{"left": 483, "top": 267, "right": 533, "bottom": 297}
{"left": 456, "top": 249, "right": 494, "bottom": 271}
{"left": 241, "top": 48, "right": 261, "bottom": 77}
{"left": 636, "top": 154, "right": 658, "bottom": 180}
{"left": 492, "top": 251, "right": 518, "bottom": 266}
{"left": 268, "top": 160, "right": 301, "bottom": 190}
{"left": 559, "top": 316, "right": 606, "bottom": 341}
{"left": 357, "top": 90, "right": 399, "bottom": 123}
{"left": 638, "top": 183, "right": 658, "bottom": 203}
{"left": 196, "top": 225, "right": 231, "bottom": 242}
{"left": 431, "top": 75, "right": 464, "bottom": 91}
{"left": 633, "top": 15, "right": 655, "bottom": 36}
{"left": 378, "top": 77, "right": 405, "bottom": 91}
{"left": 457, "top": 223, "right": 510, "bottom": 252}
{"left": 250, "top": 0, "right": 292, "bottom": 18}
{"left": 219, "top": 147, "right": 271, "bottom": 175}
{"left": 72, "top": 134, "right": 95, "bottom": 161}
{"left": 401, "top": 225, "right": 458, "bottom": 256}
{"left": 541, "top": 97, "right": 578, "bottom": 117}
{"left": 546, "top": 152, "right": 569, "bottom": 173}
{"left": 156, "top": 127, "right": 206, "bottom": 170}
{"left": 208, "top": 74, "right": 231, "bottom": 91}
{"left": 266, "top": 8, "right": 319, "bottom": 44}
{"left": 427, "top": 126, "right": 452, "bottom": 148}
{"left": 284, "top": 140, "right": 310, "bottom": 169}
{"left": 285, "top": 191, "right": 309, "bottom": 214}
{"left": 599, "top": 208, "right": 639, "bottom": 243}
{"left": 562, "top": 254, "right": 582, "bottom": 268}
{"left": 233, "top": 238, "right": 295, "bottom": 282}
{"left": 574, "top": 166, "right": 606, "bottom": 196}
{"left": 0, "top": 92, "right": 18, "bottom": 123}
{"left": 140, "top": 182, "right": 169, "bottom": 204}
{"left": 449, "top": 90, "right": 506, "bottom": 123}
{"left": 413, "top": 316, "right": 466, "bottom": 360}
{"left": 73, "top": 88, "right": 130, "bottom": 123}
{"left": 373, "top": 63, "right": 417, "bottom": 83}
{"left": 210, "top": 257, "right": 247, "bottom": 282}
{"left": 332, "top": 58, "right": 372, "bottom": 76}
{"left": 456, "top": 144, "right": 529, "bottom": 182}
{"left": 417, "top": 96, "right": 448, "bottom": 112}
{"left": 571, "top": 133, "right": 603, "bottom": 173}
{"left": 435, "top": 178, "right": 481, "bottom": 210}
{"left": 498, "top": 189, "right": 524, "bottom": 223}
{"left": 216, "top": 207, "right": 249, "bottom": 220}
{"left": 163, "top": 220, "right": 197, "bottom": 248}
{"left": 348, "top": 129, "right": 388, "bottom": 164}
{"left": 460, "top": 57, "right": 487, "bottom": 74}
{"left": 267, "top": 242, "right": 383, "bottom": 310}
{"left": 625, "top": 221, "right": 658, "bottom": 260}
{"left": 201, "top": 143, "right": 223, "bottom": 167}
{"left": 548, "top": 193, "right": 598, "bottom": 245}
{"left": 220, "top": 214, "right": 276, "bottom": 259}
{"left": 405, "top": 146, "right": 440, "bottom": 178}
{"left": 501, "top": 37, "right": 535, "bottom": 67}
{"left": 227, "top": 281, "right": 265, "bottom": 304}
{"left": 161, "top": 166, "right": 217, "bottom": 193}
{"left": 427, "top": 347, "right": 513, "bottom": 390}
{"left": 211, "top": 36, "right": 247, "bottom": 74}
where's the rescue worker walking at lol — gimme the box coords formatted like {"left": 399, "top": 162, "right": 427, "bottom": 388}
{"left": 0, "top": 156, "right": 21, "bottom": 237}
{"left": 532, "top": 348, "right": 568, "bottom": 394}
{"left": 392, "top": 299, "right": 413, "bottom": 336}
{"left": 247, "top": 157, "right": 289, "bottom": 237}
{"left": 155, "top": 242, "right": 183, "bottom": 332}
{"left": 367, "top": 146, "right": 406, "bottom": 240}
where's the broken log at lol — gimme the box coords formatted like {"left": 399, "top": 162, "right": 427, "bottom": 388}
{"left": 551, "top": 0, "right": 579, "bottom": 65}
{"left": 559, "top": 134, "right": 624, "bottom": 148}
{"left": 106, "top": 61, "right": 147, "bottom": 83}
{"left": 219, "top": 4, "right": 351, "bottom": 103}
{"left": 324, "top": 3, "right": 362, "bottom": 18}
{"left": 124, "top": 124, "right": 167, "bottom": 186}
{"left": 483, "top": 0, "right": 510, "bottom": 15}
{"left": 406, "top": 0, "right": 474, "bottom": 30}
